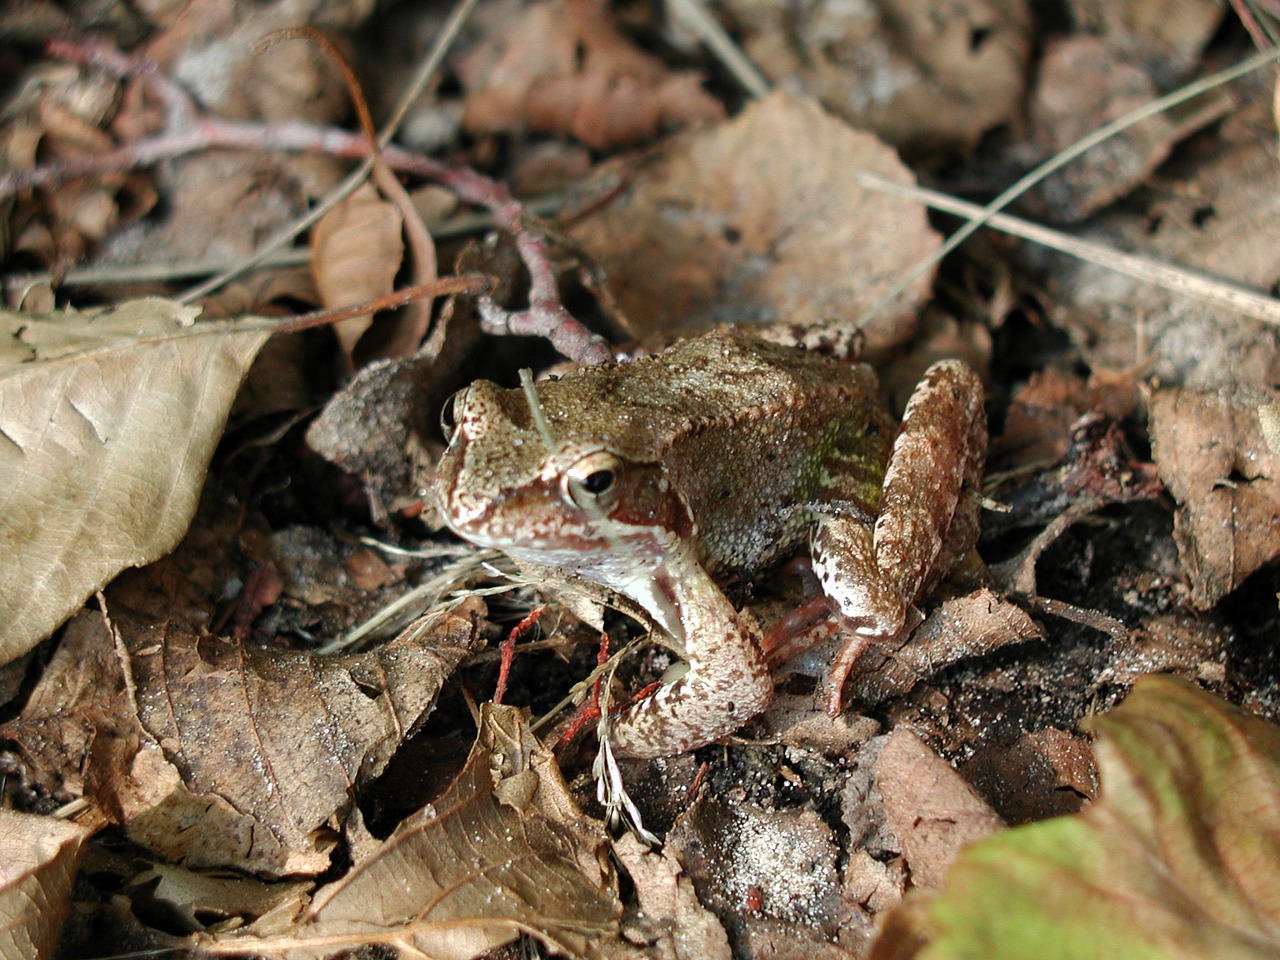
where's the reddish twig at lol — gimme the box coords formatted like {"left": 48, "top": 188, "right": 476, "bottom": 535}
{"left": 492, "top": 606, "right": 545, "bottom": 706}
{"left": 553, "top": 631, "right": 612, "bottom": 751}
{"left": 13, "top": 39, "right": 614, "bottom": 365}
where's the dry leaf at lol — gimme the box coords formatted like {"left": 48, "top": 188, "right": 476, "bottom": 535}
{"left": 729, "top": 0, "right": 1030, "bottom": 153}
{"left": 571, "top": 92, "right": 940, "bottom": 353}
{"left": 613, "top": 833, "right": 732, "bottom": 960}
{"left": 127, "top": 862, "right": 311, "bottom": 934}
{"left": 0, "top": 609, "right": 124, "bottom": 799}
{"left": 1050, "top": 91, "right": 1280, "bottom": 390}
{"left": 1149, "top": 385, "right": 1280, "bottom": 608}
{"left": 92, "top": 608, "right": 481, "bottom": 876}
{"left": 311, "top": 182, "right": 406, "bottom": 362}
{"left": 1066, "top": 0, "right": 1226, "bottom": 85}
{"left": 0, "top": 299, "right": 270, "bottom": 666}
{"left": 963, "top": 728, "right": 1098, "bottom": 824}
{"left": 0, "top": 809, "right": 90, "bottom": 960}
{"left": 875, "top": 729, "right": 1004, "bottom": 890}
{"left": 842, "top": 589, "right": 1041, "bottom": 706}
{"left": 215, "top": 705, "right": 622, "bottom": 959}
{"left": 459, "top": 0, "right": 723, "bottom": 148}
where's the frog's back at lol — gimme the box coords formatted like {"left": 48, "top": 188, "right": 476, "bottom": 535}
{"left": 541, "top": 332, "right": 894, "bottom": 578}
{"left": 538, "top": 333, "right": 875, "bottom": 457}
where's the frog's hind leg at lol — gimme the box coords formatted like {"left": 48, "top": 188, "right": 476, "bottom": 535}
{"left": 605, "top": 554, "right": 774, "bottom": 759}
{"left": 814, "top": 359, "right": 986, "bottom": 709}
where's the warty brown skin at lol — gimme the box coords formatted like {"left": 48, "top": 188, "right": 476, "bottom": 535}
{"left": 434, "top": 332, "right": 985, "bottom": 757}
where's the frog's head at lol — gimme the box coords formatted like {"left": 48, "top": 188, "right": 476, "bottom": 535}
{"left": 433, "top": 375, "right": 695, "bottom": 590}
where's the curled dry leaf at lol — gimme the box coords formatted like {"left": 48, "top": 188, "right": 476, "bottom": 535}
{"left": 841, "top": 589, "right": 1041, "bottom": 706}
{"left": 876, "top": 676, "right": 1280, "bottom": 960}
{"left": 214, "top": 705, "right": 622, "bottom": 960}
{"left": 0, "top": 809, "right": 90, "bottom": 960}
{"left": 458, "top": 0, "right": 723, "bottom": 149}
{"left": 311, "top": 182, "right": 406, "bottom": 362}
{"left": 90, "top": 607, "right": 483, "bottom": 877}
{"left": 571, "top": 92, "right": 940, "bottom": 353}
{"left": 0, "top": 299, "right": 270, "bottom": 667}
{"left": 1149, "top": 384, "right": 1280, "bottom": 608}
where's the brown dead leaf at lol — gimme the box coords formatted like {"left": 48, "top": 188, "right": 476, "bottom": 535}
{"left": 0, "top": 809, "right": 90, "bottom": 960}
{"left": 729, "top": 0, "right": 1030, "bottom": 153}
{"left": 841, "top": 589, "right": 1041, "bottom": 706}
{"left": 875, "top": 729, "right": 1005, "bottom": 890}
{"left": 127, "top": 862, "right": 311, "bottom": 935}
{"left": 0, "top": 299, "right": 270, "bottom": 667}
{"left": 1067, "top": 0, "right": 1226, "bottom": 85}
{"left": 150, "top": 0, "right": 353, "bottom": 126}
{"left": 1020, "top": 35, "right": 1228, "bottom": 222}
{"left": 311, "top": 182, "right": 406, "bottom": 363}
{"left": 613, "top": 833, "right": 732, "bottom": 960}
{"left": 570, "top": 92, "right": 940, "bottom": 352}
{"left": 92, "top": 607, "right": 482, "bottom": 876}
{"left": 214, "top": 705, "right": 622, "bottom": 959}
{"left": 458, "top": 0, "right": 723, "bottom": 149}
{"left": 1149, "top": 384, "right": 1280, "bottom": 608}
{"left": 963, "top": 728, "right": 1097, "bottom": 825}
{"left": 1050, "top": 88, "right": 1280, "bottom": 390}
{"left": 0, "top": 610, "right": 124, "bottom": 800}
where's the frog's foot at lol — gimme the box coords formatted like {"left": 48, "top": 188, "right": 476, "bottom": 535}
{"left": 606, "top": 640, "right": 773, "bottom": 757}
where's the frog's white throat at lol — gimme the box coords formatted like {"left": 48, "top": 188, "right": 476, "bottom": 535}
{"left": 487, "top": 528, "right": 702, "bottom": 652}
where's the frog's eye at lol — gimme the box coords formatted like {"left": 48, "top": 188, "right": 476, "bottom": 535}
{"left": 564, "top": 451, "right": 624, "bottom": 514}
{"left": 439, "top": 389, "right": 467, "bottom": 442}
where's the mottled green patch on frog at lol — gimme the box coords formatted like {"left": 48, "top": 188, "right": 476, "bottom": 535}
{"left": 806, "top": 413, "right": 895, "bottom": 519}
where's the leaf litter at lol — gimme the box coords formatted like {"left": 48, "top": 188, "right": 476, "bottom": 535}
{"left": 0, "top": 1, "right": 1278, "bottom": 958}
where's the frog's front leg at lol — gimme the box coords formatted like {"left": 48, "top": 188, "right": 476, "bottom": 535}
{"left": 813, "top": 360, "right": 986, "bottom": 707}
{"left": 607, "top": 544, "right": 773, "bottom": 759}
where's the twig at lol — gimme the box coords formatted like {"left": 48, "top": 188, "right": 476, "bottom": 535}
{"left": 22, "top": 25, "right": 614, "bottom": 363}
{"left": 666, "top": 0, "right": 771, "bottom": 99}
{"left": 858, "top": 44, "right": 1280, "bottom": 324}
{"left": 1, "top": 196, "right": 562, "bottom": 291}
{"left": 858, "top": 174, "right": 1280, "bottom": 327}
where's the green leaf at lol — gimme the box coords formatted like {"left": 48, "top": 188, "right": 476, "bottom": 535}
{"left": 914, "top": 676, "right": 1280, "bottom": 960}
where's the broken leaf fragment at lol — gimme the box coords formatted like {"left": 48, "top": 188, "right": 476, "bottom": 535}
{"left": 878, "top": 675, "right": 1280, "bottom": 960}
{"left": 1149, "top": 384, "right": 1280, "bottom": 608}
{"left": 0, "top": 299, "right": 270, "bottom": 665}
{"left": 0, "top": 809, "right": 90, "bottom": 960}
{"left": 213, "top": 705, "right": 622, "bottom": 960}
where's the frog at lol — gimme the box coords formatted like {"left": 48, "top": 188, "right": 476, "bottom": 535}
{"left": 434, "top": 331, "right": 986, "bottom": 758}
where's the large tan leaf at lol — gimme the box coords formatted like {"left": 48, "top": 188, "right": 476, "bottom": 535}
{"left": 0, "top": 299, "right": 270, "bottom": 666}
{"left": 215, "top": 705, "right": 622, "bottom": 959}
{"left": 0, "top": 809, "right": 90, "bottom": 959}
{"left": 570, "top": 92, "right": 940, "bottom": 353}
{"left": 81, "top": 606, "right": 483, "bottom": 877}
